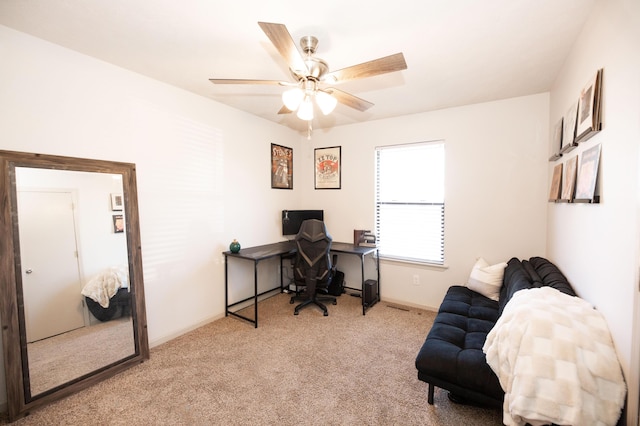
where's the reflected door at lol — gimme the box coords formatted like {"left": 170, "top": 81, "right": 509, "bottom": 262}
{"left": 18, "top": 190, "right": 84, "bottom": 342}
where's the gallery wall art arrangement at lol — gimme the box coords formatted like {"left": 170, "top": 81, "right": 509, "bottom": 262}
{"left": 548, "top": 69, "right": 603, "bottom": 204}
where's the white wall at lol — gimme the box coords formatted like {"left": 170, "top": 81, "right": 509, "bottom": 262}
{"left": 0, "top": 24, "right": 302, "bottom": 406}
{"left": 547, "top": 0, "right": 640, "bottom": 423}
{"left": 302, "top": 94, "right": 550, "bottom": 310}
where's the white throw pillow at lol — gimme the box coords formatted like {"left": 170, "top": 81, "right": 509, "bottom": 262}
{"left": 466, "top": 257, "right": 507, "bottom": 301}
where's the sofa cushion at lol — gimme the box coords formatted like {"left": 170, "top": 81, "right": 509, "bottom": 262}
{"left": 466, "top": 257, "right": 507, "bottom": 301}
{"left": 529, "top": 256, "right": 577, "bottom": 296}
{"left": 415, "top": 286, "right": 503, "bottom": 403}
{"left": 498, "top": 257, "right": 534, "bottom": 316}
{"left": 522, "top": 259, "right": 544, "bottom": 288}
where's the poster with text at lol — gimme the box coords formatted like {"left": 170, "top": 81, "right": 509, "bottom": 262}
{"left": 271, "top": 143, "right": 293, "bottom": 189}
{"left": 314, "top": 146, "right": 341, "bottom": 189}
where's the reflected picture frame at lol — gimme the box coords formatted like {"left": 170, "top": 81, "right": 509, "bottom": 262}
{"left": 111, "top": 193, "right": 123, "bottom": 211}
{"left": 112, "top": 214, "right": 124, "bottom": 233}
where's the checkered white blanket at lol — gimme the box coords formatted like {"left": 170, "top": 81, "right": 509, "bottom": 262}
{"left": 483, "top": 287, "right": 626, "bottom": 426}
{"left": 81, "top": 267, "right": 129, "bottom": 308}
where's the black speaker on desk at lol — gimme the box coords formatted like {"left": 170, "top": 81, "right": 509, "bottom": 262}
{"left": 364, "top": 279, "right": 378, "bottom": 307}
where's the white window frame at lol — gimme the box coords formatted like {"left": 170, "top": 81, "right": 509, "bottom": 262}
{"left": 375, "top": 141, "right": 445, "bottom": 265}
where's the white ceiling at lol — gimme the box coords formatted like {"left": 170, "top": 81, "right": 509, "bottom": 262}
{"left": 0, "top": 0, "right": 597, "bottom": 134}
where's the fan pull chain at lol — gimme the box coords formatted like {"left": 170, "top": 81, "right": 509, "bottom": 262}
{"left": 307, "top": 121, "right": 313, "bottom": 140}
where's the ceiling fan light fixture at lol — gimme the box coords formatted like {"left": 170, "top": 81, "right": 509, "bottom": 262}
{"left": 282, "top": 87, "right": 304, "bottom": 111}
{"left": 297, "top": 95, "right": 314, "bottom": 121}
{"left": 316, "top": 90, "right": 337, "bottom": 115}
{"left": 210, "top": 23, "right": 408, "bottom": 129}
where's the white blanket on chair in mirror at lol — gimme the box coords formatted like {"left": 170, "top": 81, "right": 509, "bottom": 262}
{"left": 483, "top": 287, "right": 626, "bottom": 426}
{"left": 81, "top": 267, "right": 129, "bottom": 308}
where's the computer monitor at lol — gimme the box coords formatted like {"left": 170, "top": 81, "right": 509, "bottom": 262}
{"left": 282, "top": 210, "right": 324, "bottom": 236}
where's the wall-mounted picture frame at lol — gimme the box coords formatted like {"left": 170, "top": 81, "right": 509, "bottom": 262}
{"left": 575, "top": 143, "right": 601, "bottom": 203}
{"left": 110, "top": 193, "right": 123, "bottom": 211}
{"left": 561, "top": 156, "right": 578, "bottom": 202}
{"left": 112, "top": 214, "right": 124, "bottom": 233}
{"left": 576, "top": 68, "right": 603, "bottom": 143}
{"left": 560, "top": 102, "right": 578, "bottom": 154}
{"left": 548, "top": 163, "right": 563, "bottom": 202}
{"left": 271, "top": 143, "right": 293, "bottom": 189}
{"left": 549, "top": 117, "right": 563, "bottom": 161}
{"left": 314, "top": 146, "right": 341, "bottom": 189}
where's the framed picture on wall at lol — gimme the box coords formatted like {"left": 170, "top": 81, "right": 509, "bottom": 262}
{"left": 560, "top": 102, "right": 578, "bottom": 154}
{"left": 561, "top": 156, "right": 578, "bottom": 202}
{"left": 549, "top": 117, "right": 563, "bottom": 161}
{"left": 548, "top": 163, "right": 563, "bottom": 202}
{"left": 575, "top": 143, "right": 602, "bottom": 203}
{"left": 576, "top": 69, "right": 603, "bottom": 143}
{"left": 314, "top": 146, "right": 341, "bottom": 189}
{"left": 271, "top": 143, "right": 293, "bottom": 189}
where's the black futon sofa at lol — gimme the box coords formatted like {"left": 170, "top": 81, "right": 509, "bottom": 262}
{"left": 414, "top": 256, "right": 576, "bottom": 407}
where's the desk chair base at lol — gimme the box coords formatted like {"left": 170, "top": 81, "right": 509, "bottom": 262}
{"left": 290, "top": 293, "right": 337, "bottom": 316}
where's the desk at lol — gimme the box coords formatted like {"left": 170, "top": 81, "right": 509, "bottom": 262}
{"left": 223, "top": 241, "right": 379, "bottom": 327}
{"left": 328, "top": 242, "right": 380, "bottom": 315}
{"left": 223, "top": 241, "right": 296, "bottom": 328}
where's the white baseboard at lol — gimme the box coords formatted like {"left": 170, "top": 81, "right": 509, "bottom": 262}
{"left": 149, "top": 312, "right": 225, "bottom": 348}
{"left": 380, "top": 296, "right": 439, "bottom": 313}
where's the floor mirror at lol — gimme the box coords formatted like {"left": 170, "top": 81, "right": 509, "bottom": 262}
{"left": 0, "top": 150, "right": 149, "bottom": 422}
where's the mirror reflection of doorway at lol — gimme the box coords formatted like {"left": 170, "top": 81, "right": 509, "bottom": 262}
{"left": 0, "top": 151, "right": 149, "bottom": 421}
{"left": 17, "top": 190, "right": 85, "bottom": 343}
{"left": 15, "top": 166, "right": 136, "bottom": 398}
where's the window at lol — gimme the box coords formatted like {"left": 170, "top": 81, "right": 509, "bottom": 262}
{"left": 375, "top": 141, "right": 445, "bottom": 264}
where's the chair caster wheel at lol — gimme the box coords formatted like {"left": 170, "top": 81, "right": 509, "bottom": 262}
{"left": 294, "top": 311, "right": 299, "bottom": 315}
{"left": 323, "top": 312, "right": 328, "bottom": 316}
{"left": 290, "top": 299, "right": 294, "bottom": 304}
{"left": 332, "top": 301, "right": 337, "bottom": 305}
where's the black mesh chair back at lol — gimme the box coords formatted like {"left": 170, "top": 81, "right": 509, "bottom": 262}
{"left": 290, "top": 219, "right": 337, "bottom": 316}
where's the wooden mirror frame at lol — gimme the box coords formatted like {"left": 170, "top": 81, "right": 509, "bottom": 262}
{"left": 0, "top": 150, "right": 149, "bottom": 422}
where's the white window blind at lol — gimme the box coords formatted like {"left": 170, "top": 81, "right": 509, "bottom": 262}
{"left": 375, "top": 141, "right": 445, "bottom": 264}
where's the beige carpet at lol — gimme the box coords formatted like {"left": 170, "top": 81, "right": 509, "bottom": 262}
{"left": 4, "top": 293, "right": 502, "bottom": 425}
{"left": 27, "top": 317, "right": 135, "bottom": 395}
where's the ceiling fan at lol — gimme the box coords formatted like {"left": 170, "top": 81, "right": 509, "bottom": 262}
{"left": 209, "top": 22, "right": 407, "bottom": 127}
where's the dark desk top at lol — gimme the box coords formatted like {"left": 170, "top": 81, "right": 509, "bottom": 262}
{"left": 223, "top": 240, "right": 376, "bottom": 261}
{"left": 223, "top": 240, "right": 296, "bottom": 261}
{"left": 330, "top": 242, "right": 377, "bottom": 256}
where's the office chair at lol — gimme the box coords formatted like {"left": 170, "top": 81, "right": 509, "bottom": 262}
{"left": 289, "top": 219, "right": 337, "bottom": 316}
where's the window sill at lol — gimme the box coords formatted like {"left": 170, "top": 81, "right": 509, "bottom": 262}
{"left": 379, "top": 255, "right": 449, "bottom": 270}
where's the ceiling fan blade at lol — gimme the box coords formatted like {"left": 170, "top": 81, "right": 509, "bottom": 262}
{"left": 209, "top": 79, "right": 284, "bottom": 85}
{"left": 327, "top": 88, "right": 374, "bottom": 112}
{"left": 277, "top": 105, "right": 292, "bottom": 114}
{"left": 258, "top": 22, "right": 308, "bottom": 75}
{"left": 324, "top": 53, "right": 407, "bottom": 83}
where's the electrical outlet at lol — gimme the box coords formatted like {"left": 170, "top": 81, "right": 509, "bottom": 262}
{"left": 413, "top": 275, "right": 420, "bottom": 286}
